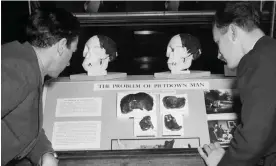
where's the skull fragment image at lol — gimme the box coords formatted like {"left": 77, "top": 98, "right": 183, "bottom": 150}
{"left": 120, "top": 92, "right": 154, "bottom": 114}
{"left": 163, "top": 96, "right": 186, "bottom": 109}
{"left": 164, "top": 114, "right": 182, "bottom": 131}
{"left": 166, "top": 33, "right": 201, "bottom": 74}
{"left": 82, "top": 35, "right": 117, "bottom": 76}
{"left": 139, "top": 116, "right": 154, "bottom": 131}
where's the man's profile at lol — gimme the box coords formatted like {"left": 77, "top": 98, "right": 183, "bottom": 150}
{"left": 2, "top": 7, "right": 80, "bottom": 166}
{"left": 198, "top": 2, "right": 276, "bottom": 166}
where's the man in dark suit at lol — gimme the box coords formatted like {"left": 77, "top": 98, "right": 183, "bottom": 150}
{"left": 198, "top": 2, "right": 276, "bottom": 166}
{"left": 1, "top": 8, "right": 80, "bottom": 166}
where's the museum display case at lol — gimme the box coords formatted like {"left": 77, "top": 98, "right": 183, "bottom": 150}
{"left": 43, "top": 75, "right": 241, "bottom": 165}
{"left": 38, "top": 1, "right": 275, "bottom": 165}
{"left": 2, "top": 1, "right": 274, "bottom": 165}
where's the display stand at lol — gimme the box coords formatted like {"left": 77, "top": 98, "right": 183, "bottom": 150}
{"left": 70, "top": 72, "right": 127, "bottom": 81}
{"left": 224, "top": 65, "right": 237, "bottom": 77}
{"left": 43, "top": 75, "right": 237, "bottom": 166}
{"left": 154, "top": 71, "right": 211, "bottom": 79}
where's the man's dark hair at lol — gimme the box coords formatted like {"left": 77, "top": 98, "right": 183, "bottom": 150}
{"left": 26, "top": 7, "right": 80, "bottom": 48}
{"left": 214, "top": 2, "right": 262, "bottom": 34}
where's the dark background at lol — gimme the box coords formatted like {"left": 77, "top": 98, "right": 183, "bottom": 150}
{"left": 2, "top": 1, "right": 275, "bottom": 76}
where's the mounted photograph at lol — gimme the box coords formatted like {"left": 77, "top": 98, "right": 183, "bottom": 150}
{"left": 134, "top": 115, "right": 157, "bottom": 137}
{"left": 117, "top": 91, "right": 157, "bottom": 118}
{"left": 207, "top": 119, "right": 238, "bottom": 147}
{"left": 159, "top": 93, "right": 189, "bottom": 116}
{"left": 204, "top": 89, "right": 241, "bottom": 114}
{"left": 162, "top": 112, "right": 184, "bottom": 136}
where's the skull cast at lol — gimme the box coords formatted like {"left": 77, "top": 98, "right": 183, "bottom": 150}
{"left": 166, "top": 34, "right": 202, "bottom": 74}
{"left": 82, "top": 35, "right": 117, "bottom": 76}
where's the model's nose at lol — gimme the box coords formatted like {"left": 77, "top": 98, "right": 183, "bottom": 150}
{"left": 83, "top": 51, "right": 90, "bottom": 58}
{"left": 168, "top": 56, "right": 175, "bottom": 64}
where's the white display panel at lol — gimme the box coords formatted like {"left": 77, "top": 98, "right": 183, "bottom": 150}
{"left": 43, "top": 75, "right": 237, "bottom": 151}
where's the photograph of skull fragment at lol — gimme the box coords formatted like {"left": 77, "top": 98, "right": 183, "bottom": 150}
{"left": 117, "top": 91, "right": 187, "bottom": 136}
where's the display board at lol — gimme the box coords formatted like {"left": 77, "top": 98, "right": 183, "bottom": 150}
{"left": 43, "top": 75, "right": 238, "bottom": 152}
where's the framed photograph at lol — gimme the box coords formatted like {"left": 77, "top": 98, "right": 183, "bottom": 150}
{"left": 117, "top": 91, "right": 157, "bottom": 118}
{"left": 159, "top": 93, "right": 189, "bottom": 116}
{"left": 111, "top": 137, "right": 200, "bottom": 150}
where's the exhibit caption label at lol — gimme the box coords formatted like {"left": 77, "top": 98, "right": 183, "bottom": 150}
{"left": 94, "top": 81, "right": 209, "bottom": 91}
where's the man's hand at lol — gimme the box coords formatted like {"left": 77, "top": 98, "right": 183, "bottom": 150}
{"left": 198, "top": 142, "right": 225, "bottom": 166}
{"left": 41, "top": 153, "right": 58, "bottom": 166}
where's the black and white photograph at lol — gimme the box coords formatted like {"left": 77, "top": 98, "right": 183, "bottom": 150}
{"left": 2, "top": 1, "right": 276, "bottom": 166}
{"left": 162, "top": 112, "right": 184, "bottom": 136}
{"left": 134, "top": 115, "right": 157, "bottom": 137}
{"left": 160, "top": 93, "right": 189, "bottom": 116}
{"left": 204, "top": 89, "right": 240, "bottom": 114}
{"left": 207, "top": 120, "right": 238, "bottom": 147}
{"left": 117, "top": 91, "right": 157, "bottom": 118}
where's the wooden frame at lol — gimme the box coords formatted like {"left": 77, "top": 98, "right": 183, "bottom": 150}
{"left": 57, "top": 148, "right": 205, "bottom": 166}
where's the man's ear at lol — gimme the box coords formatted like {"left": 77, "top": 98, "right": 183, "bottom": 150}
{"left": 57, "top": 38, "right": 67, "bottom": 56}
{"left": 228, "top": 24, "right": 238, "bottom": 43}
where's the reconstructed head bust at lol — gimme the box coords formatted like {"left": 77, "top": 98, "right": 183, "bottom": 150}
{"left": 82, "top": 35, "right": 117, "bottom": 76}
{"left": 166, "top": 34, "right": 201, "bottom": 74}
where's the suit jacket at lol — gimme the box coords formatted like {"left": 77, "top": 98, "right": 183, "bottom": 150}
{"left": 1, "top": 41, "right": 53, "bottom": 165}
{"left": 218, "top": 36, "right": 276, "bottom": 166}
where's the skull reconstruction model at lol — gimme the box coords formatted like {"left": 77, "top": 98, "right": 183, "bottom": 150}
{"left": 166, "top": 34, "right": 201, "bottom": 74}
{"left": 82, "top": 35, "right": 117, "bottom": 76}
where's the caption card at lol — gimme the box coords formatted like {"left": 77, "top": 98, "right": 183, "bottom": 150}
{"left": 56, "top": 98, "right": 102, "bottom": 117}
{"left": 52, "top": 121, "right": 101, "bottom": 150}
